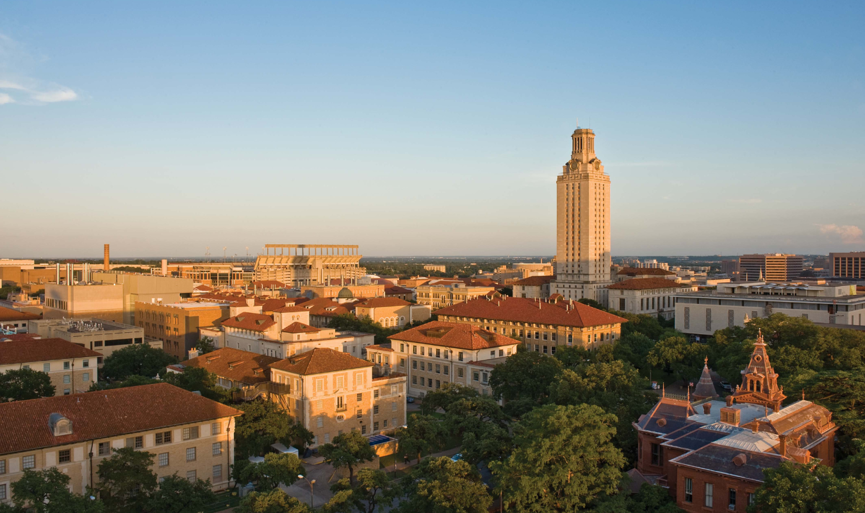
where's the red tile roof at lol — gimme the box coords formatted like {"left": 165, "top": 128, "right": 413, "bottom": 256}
{"left": 617, "top": 267, "right": 676, "bottom": 277}
{"left": 433, "top": 296, "right": 627, "bottom": 328}
{"left": 513, "top": 276, "right": 555, "bottom": 286}
{"left": 253, "top": 280, "right": 285, "bottom": 288}
{"left": 260, "top": 298, "right": 292, "bottom": 313}
{"left": 365, "top": 344, "right": 394, "bottom": 352}
{"left": 0, "top": 383, "right": 243, "bottom": 456}
{"left": 385, "top": 286, "right": 413, "bottom": 296}
{"left": 388, "top": 321, "right": 520, "bottom": 350}
{"left": 282, "top": 322, "right": 321, "bottom": 334}
{"left": 608, "top": 278, "right": 691, "bottom": 290}
{"left": 173, "top": 347, "right": 279, "bottom": 385}
{"left": 0, "top": 306, "right": 41, "bottom": 322}
{"left": 356, "top": 298, "right": 412, "bottom": 308}
{"left": 274, "top": 305, "right": 312, "bottom": 313}
{"left": 221, "top": 313, "right": 276, "bottom": 332}
{"left": 301, "top": 298, "right": 356, "bottom": 317}
{"left": 269, "top": 348, "right": 372, "bottom": 375}
{"left": 0, "top": 333, "right": 42, "bottom": 342}
{"left": 0, "top": 338, "right": 101, "bottom": 365}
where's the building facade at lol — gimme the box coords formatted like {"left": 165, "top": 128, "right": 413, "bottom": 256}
{"left": 416, "top": 283, "right": 496, "bottom": 310}
{"left": 674, "top": 282, "right": 865, "bottom": 336}
{"left": 830, "top": 252, "right": 865, "bottom": 280}
{"left": 0, "top": 383, "right": 242, "bottom": 504}
{"left": 30, "top": 318, "right": 155, "bottom": 364}
{"left": 0, "top": 338, "right": 100, "bottom": 395}
{"left": 254, "top": 244, "right": 365, "bottom": 288}
{"left": 551, "top": 125, "right": 612, "bottom": 304}
{"left": 135, "top": 301, "right": 230, "bottom": 360}
{"left": 353, "top": 298, "right": 431, "bottom": 329}
{"left": 737, "top": 254, "right": 803, "bottom": 282}
{"left": 387, "top": 321, "right": 520, "bottom": 398}
{"left": 434, "top": 296, "right": 626, "bottom": 353}
{"left": 0, "top": 306, "right": 40, "bottom": 333}
{"left": 512, "top": 276, "right": 554, "bottom": 300}
{"left": 607, "top": 278, "right": 698, "bottom": 320}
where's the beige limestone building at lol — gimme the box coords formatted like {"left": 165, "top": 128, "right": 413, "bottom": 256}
{"left": 435, "top": 296, "right": 627, "bottom": 353}
{"left": 0, "top": 338, "right": 100, "bottom": 395}
{"left": 268, "top": 348, "right": 407, "bottom": 447}
{"left": 353, "top": 298, "right": 431, "bottom": 328}
{"left": 0, "top": 383, "right": 242, "bottom": 504}
{"left": 168, "top": 347, "right": 280, "bottom": 396}
{"left": 43, "top": 283, "right": 125, "bottom": 322}
{"left": 551, "top": 125, "right": 612, "bottom": 304}
{"left": 301, "top": 283, "right": 385, "bottom": 299}
{"left": 674, "top": 282, "right": 865, "bottom": 336}
{"left": 0, "top": 306, "right": 41, "bottom": 333}
{"left": 423, "top": 265, "right": 447, "bottom": 273}
{"left": 512, "top": 276, "right": 555, "bottom": 300}
{"left": 416, "top": 282, "right": 496, "bottom": 310}
{"left": 607, "top": 278, "right": 698, "bottom": 320}
{"left": 90, "top": 271, "right": 195, "bottom": 312}
{"left": 254, "top": 244, "right": 365, "bottom": 288}
{"left": 386, "top": 321, "right": 520, "bottom": 398}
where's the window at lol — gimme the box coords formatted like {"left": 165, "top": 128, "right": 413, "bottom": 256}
{"left": 400, "top": 343, "right": 405, "bottom": 352}
{"left": 356, "top": 392, "right": 363, "bottom": 401}
{"left": 374, "top": 389, "right": 379, "bottom": 399}
{"left": 435, "top": 349, "right": 440, "bottom": 358}
{"left": 435, "top": 364, "right": 440, "bottom": 374}
{"left": 412, "top": 376, "right": 417, "bottom": 384}
{"left": 64, "top": 362, "right": 70, "bottom": 370}
{"left": 705, "top": 483, "right": 713, "bottom": 508}
{"left": 43, "top": 363, "right": 50, "bottom": 372}
{"left": 0, "top": 459, "right": 5, "bottom": 474}
{"left": 317, "top": 417, "right": 324, "bottom": 428}
{"left": 59, "top": 450, "right": 71, "bottom": 463}
{"left": 748, "top": 493, "right": 756, "bottom": 506}
{"left": 362, "top": 425, "right": 368, "bottom": 435}
{"left": 729, "top": 488, "right": 736, "bottom": 510}
{"left": 383, "top": 419, "right": 389, "bottom": 428}
{"left": 374, "top": 405, "right": 379, "bottom": 414}
{"left": 413, "top": 360, "right": 417, "bottom": 369}
{"left": 324, "top": 434, "right": 330, "bottom": 443}
{"left": 158, "top": 453, "right": 169, "bottom": 467}
{"left": 436, "top": 380, "right": 440, "bottom": 389}
{"left": 186, "top": 447, "right": 196, "bottom": 461}
{"left": 212, "top": 442, "right": 223, "bottom": 456}
{"left": 443, "top": 366, "right": 449, "bottom": 375}
{"left": 650, "top": 443, "right": 661, "bottom": 466}
{"left": 392, "top": 402, "right": 397, "bottom": 412}
{"left": 64, "top": 388, "right": 70, "bottom": 395}
{"left": 211, "top": 422, "right": 221, "bottom": 435}
{"left": 428, "top": 378, "right": 433, "bottom": 387}
{"left": 420, "top": 347, "right": 425, "bottom": 356}
{"left": 0, "top": 484, "right": 6, "bottom": 501}
{"left": 473, "top": 372, "right": 479, "bottom": 382}
{"left": 316, "top": 379, "right": 323, "bottom": 392}
{"left": 186, "top": 470, "right": 196, "bottom": 482}
{"left": 412, "top": 345, "right": 417, "bottom": 354}
{"left": 156, "top": 431, "right": 172, "bottom": 445}
{"left": 23, "top": 455, "right": 35, "bottom": 469}
{"left": 336, "top": 376, "right": 344, "bottom": 389}
{"left": 63, "top": 375, "right": 71, "bottom": 384}
{"left": 374, "top": 422, "right": 379, "bottom": 431}
{"left": 400, "top": 358, "right": 405, "bottom": 367}
{"left": 82, "top": 372, "right": 90, "bottom": 381}
{"left": 213, "top": 464, "right": 223, "bottom": 479}
{"left": 458, "top": 368, "right": 464, "bottom": 378}
{"left": 126, "top": 436, "right": 143, "bottom": 449}
{"left": 98, "top": 442, "right": 110, "bottom": 456}
{"left": 684, "top": 478, "right": 692, "bottom": 503}
{"left": 183, "top": 426, "right": 199, "bottom": 440}
{"left": 458, "top": 352, "right": 464, "bottom": 361}
{"left": 83, "top": 359, "right": 89, "bottom": 368}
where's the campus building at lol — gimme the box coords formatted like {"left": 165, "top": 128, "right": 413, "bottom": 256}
{"left": 30, "top": 318, "right": 158, "bottom": 364}
{"left": 674, "top": 281, "right": 865, "bottom": 336}
{"left": 607, "top": 279, "right": 697, "bottom": 320}
{"left": 830, "top": 252, "right": 865, "bottom": 280}
{"left": 416, "top": 282, "right": 496, "bottom": 310}
{"left": 551, "top": 125, "right": 613, "bottom": 303}
{"left": 254, "top": 244, "right": 365, "bottom": 288}
{"left": 434, "top": 296, "right": 627, "bottom": 353}
{"left": 0, "top": 306, "right": 41, "bottom": 333}
{"left": 632, "top": 331, "right": 837, "bottom": 512}
{"left": 737, "top": 254, "right": 803, "bottom": 282}
{"left": 0, "top": 338, "right": 100, "bottom": 395}
{"left": 512, "top": 276, "right": 555, "bottom": 300}
{"left": 0, "top": 383, "right": 243, "bottom": 504}
{"left": 134, "top": 300, "right": 230, "bottom": 360}
{"left": 387, "top": 321, "right": 521, "bottom": 398}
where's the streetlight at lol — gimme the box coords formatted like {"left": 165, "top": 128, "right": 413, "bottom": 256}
{"left": 297, "top": 474, "right": 315, "bottom": 507}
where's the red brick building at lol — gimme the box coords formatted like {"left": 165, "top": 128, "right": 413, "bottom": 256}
{"left": 632, "top": 330, "right": 837, "bottom": 512}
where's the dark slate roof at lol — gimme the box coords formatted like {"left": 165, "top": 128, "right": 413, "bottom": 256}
{"left": 663, "top": 428, "right": 729, "bottom": 452}
{"left": 634, "top": 398, "right": 697, "bottom": 435}
{"left": 671, "top": 444, "right": 785, "bottom": 483}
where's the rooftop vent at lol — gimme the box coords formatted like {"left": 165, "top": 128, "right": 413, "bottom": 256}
{"left": 732, "top": 453, "right": 747, "bottom": 467}
{"left": 49, "top": 413, "right": 73, "bottom": 436}
{"left": 656, "top": 418, "right": 667, "bottom": 427}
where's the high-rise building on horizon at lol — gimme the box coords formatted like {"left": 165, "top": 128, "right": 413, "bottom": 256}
{"left": 551, "top": 124, "right": 612, "bottom": 304}
{"left": 738, "top": 253, "right": 803, "bottom": 282}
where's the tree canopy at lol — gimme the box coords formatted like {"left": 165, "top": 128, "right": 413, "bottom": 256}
{"left": 239, "top": 453, "right": 305, "bottom": 491}
{"left": 96, "top": 447, "right": 158, "bottom": 513}
{"left": 319, "top": 430, "right": 376, "bottom": 484}
{"left": 100, "top": 343, "right": 177, "bottom": 381}
{"left": 751, "top": 461, "right": 865, "bottom": 513}
{"left": 234, "top": 399, "right": 314, "bottom": 458}
{"left": 142, "top": 474, "right": 216, "bottom": 513}
{"left": 7, "top": 468, "right": 104, "bottom": 513}
{"left": 0, "top": 368, "right": 56, "bottom": 401}
{"left": 488, "top": 348, "right": 563, "bottom": 404}
{"left": 397, "top": 457, "right": 492, "bottom": 513}
{"left": 239, "top": 489, "right": 312, "bottom": 513}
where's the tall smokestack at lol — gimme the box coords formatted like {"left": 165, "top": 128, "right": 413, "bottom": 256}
{"left": 55, "top": 263, "right": 61, "bottom": 284}
{"left": 161, "top": 259, "right": 168, "bottom": 276}
{"left": 104, "top": 244, "right": 110, "bottom": 271}
{"left": 66, "top": 263, "right": 73, "bottom": 284}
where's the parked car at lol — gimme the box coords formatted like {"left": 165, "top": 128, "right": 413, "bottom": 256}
{"left": 451, "top": 453, "right": 463, "bottom": 462}
{"left": 407, "top": 397, "right": 415, "bottom": 403}
{"left": 720, "top": 381, "right": 732, "bottom": 391}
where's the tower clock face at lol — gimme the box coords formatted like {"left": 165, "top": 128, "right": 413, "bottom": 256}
{"left": 755, "top": 355, "right": 763, "bottom": 362}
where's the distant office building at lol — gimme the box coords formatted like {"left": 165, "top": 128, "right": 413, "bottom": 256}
{"left": 674, "top": 282, "right": 865, "bottom": 336}
{"left": 613, "top": 267, "right": 678, "bottom": 283}
{"left": 135, "top": 301, "right": 231, "bottom": 360}
{"left": 637, "top": 259, "right": 670, "bottom": 270}
{"left": 30, "top": 318, "right": 159, "bottom": 364}
{"left": 165, "top": 262, "right": 254, "bottom": 288}
{"left": 607, "top": 279, "right": 697, "bottom": 320}
{"left": 738, "top": 254, "right": 803, "bottom": 282}
{"left": 830, "top": 252, "right": 865, "bottom": 280}
{"left": 423, "top": 264, "right": 446, "bottom": 273}
{"left": 720, "top": 259, "right": 739, "bottom": 277}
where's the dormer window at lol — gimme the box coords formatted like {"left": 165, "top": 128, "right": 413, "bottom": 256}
{"left": 49, "top": 413, "right": 73, "bottom": 436}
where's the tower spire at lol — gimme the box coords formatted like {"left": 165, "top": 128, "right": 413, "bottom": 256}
{"left": 732, "top": 328, "right": 786, "bottom": 411}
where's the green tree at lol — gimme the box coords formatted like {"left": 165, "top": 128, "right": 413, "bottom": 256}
{"left": 142, "top": 474, "right": 216, "bottom": 513}
{"left": 440, "top": 395, "right": 511, "bottom": 464}
{"left": 235, "top": 399, "right": 314, "bottom": 458}
{"left": 101, "top": 343, "right": 177, "bottom": 381}
{"left": 420, "top": 383, "right": 480, "bottom": 415}
{"left": 0, "top": 368, "right": 56, "bottom": 401}
{"left": 9, "top": 468, "right": 105, "bottom": 513}
{"left": 750, "top": 461, "right": 865, "bottom": 513}
{"left": 549, "top": 360, "right": 654, "bottom": 463}
{"left": 397, "top": 457, "right": 492, "bottom": 513}
{"left": 194, "top": 336, "right": 216, "bottom": 355}
{"left": 593, "top": 482, "right": 681, "bottom": 513}
{"left": 319, "top": 430, "right": 376, "bottom": 485}
{"left": 239, "top": 489, "right": 312, "bottom": 513}
{"left": 646, "top": 335, "right": 706, "bottom": 385}
{"left": 327, "top": 469, "right": 398, "bottom": 513}
{"left": 239, "top": 453, "right": 305, "bottom": 491}
{"left": 162, "top": 366, "right": 231, "bottom": 402}
{"left": 612, "top": 332, "right": 656, "bottom": 377}
{"left": 784, "top": 370, "right": 865, "bottom": 454}
{"left": 88, "top": 374, "right": 160, "bottom": 391}
{"left": 492, "top": 404, "right": 626, "bottom": 512}
{"left": 395, "top": 414, "right": 445, "bottom": 463}
{"left": 488, "top": 349, "right": 562, "bottom": 404}
{"left": 577, "top": 298, "right": 606, "bottom": 311}
{"left": 611, "top": 311, "right": 669, "bottom": 340}
{"left": 96, "top": 447, "right": 158, "bottom": 513}
{"left": 836, "top": 439, "right": 865, "bottom": 480}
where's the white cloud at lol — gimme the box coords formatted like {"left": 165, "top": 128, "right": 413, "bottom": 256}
{"left": 0, "top": 33, "right": 78, "bottom": 106}
{"left": 818, "top": 224, "right": 864, "bottom": 244}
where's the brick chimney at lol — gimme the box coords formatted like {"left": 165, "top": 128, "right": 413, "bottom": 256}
{"left": 702, "top": 402, "right": 712, "bottom": 415}
{"left": 103, "top": 244, "right": 110, "bottom": 271}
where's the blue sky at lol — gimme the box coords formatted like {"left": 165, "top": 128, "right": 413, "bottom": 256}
{"left": 1, "top": 1, "right": 863, "bottom": 258}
